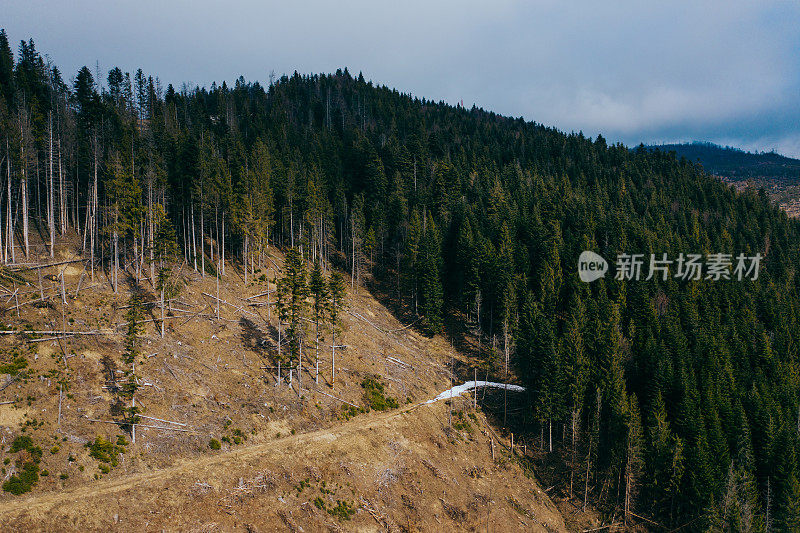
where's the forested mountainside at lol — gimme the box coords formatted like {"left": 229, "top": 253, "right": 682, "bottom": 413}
{"left": 649, "top": 142, "right": 800, "bottom": 182}
{"left": 1, "top": 30, "right": 800, "bottom": 530}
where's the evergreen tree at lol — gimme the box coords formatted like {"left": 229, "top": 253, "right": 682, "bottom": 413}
{"left": 418, "top": 214, "right": 443, "bottom": 334}
{"left": 327, "top": 270, "right": 347, "bottom": 386}
{"left": 276, "top": 248, "right": 308, "bottom": 375}
{"left": 309, "top": 260, "right": 329, "bottom": 383}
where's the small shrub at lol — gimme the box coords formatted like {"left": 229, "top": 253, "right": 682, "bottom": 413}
{"left": 361, "top": 377, "right": 398, "bottom": 411}
{"left": 327, "top": 499, "right": 356, "bottom": 520}
{"left": 87, "top": 436, "right": 126, "bottom": 470}
{"left": 2, "top": 436, "right": 42, "bottom": 495}
{"left": 209, "top": 438, "right": 221, "bottom": 450}
{"left": 2, "top": 462, "right": 40, "bottom": 494}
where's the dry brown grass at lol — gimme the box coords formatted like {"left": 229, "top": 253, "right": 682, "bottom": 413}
{"left": 0, "top": 238, "right": 566, "bottom": 532}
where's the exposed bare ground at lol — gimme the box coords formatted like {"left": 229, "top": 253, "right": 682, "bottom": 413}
{"left": 0, "top": 240, "right": 566, "bottom": 532}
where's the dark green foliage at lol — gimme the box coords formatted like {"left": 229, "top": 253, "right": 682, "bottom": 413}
{"left": 2, "top": 435, "right": 42, "bottom": 495}
{"left": 0, "top": 350, "right": 27, "bottom": 376}
{"left": 123, "top": 293, "right": 144, "bottom": 366}
{"left": 208, "top": 438, "right": 221, "bottom": 450}
{"left": 327, "top": 271, "right": 346, "bottom": 331}
{"left": 87, "top": 435, "right": 126, "bottom": 469}
{"left": 361, "top": 377, "right": 398, "bottom": 411}
{"left": 327, "top": 499, "right": 356, "bottom": 520}
{"left": 276, "top": 248, "right": 308, "bottom": 362}
{"left": 649, "top": 141, "right": 800, "bottom": 182}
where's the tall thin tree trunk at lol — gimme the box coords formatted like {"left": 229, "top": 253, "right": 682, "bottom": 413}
{"left": 160, "top": 286, "right": 165, "bottom": 337}
{"left": 200, "top": 191, "right": 205, "bottom": 277}
{"left": 331, "top": 326, "right": 336, "bottom": 386}
{"left": 149, "top": 181, "right": 154, "bottom": 285}
{"left": 20, "top": 120, "right": 29, "bottom": 259}
{"left": 4, "top": 136, "right": 10, "bottom": 264}
{"left": 191, "top": 199, "right": 197, "bottom": 272}
{"left": 48, "top": 113, "right": 54, "bottom": 257}
{"left": 243, "top": 233, "right": 248, "bottom": 285}
{"left": 58, "top": 138, "right": 65, "bottom": 235}
{"left": 90, "top": 136, "right": 98, "bottom": 281}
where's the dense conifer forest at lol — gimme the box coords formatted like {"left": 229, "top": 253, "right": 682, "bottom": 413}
{"left": 1, "top": 30, "right": 799, "bottom": 530}
{"left": 648, "top": 142, "right": 800, "bottom": 182}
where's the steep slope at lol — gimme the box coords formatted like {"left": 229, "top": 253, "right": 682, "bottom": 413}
{"left": 0, "top": 238, "right": 566, "bottom": 532}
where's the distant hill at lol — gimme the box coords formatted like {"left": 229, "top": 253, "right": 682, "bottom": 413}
{"left": 647, "top": 141, "right": 800, "bottom": 182}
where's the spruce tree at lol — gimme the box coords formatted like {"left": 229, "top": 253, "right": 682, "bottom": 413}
{"left": 276, "top": 248, "right": 308, "bottom": 385}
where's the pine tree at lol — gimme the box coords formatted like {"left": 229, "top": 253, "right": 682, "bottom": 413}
{"left": 154, "top": 206, "right": 178, "bottom": 337}
{"left": 309, "top": 260, "right": 329, "bottom": 384}
{"left": 624, "top": 393, "right": 643, "bottom": 526}
{"left": 276, "top": 248, "right": 308, "bottom": 387}
{"left": 0, "top": 30, "right": 14, "bottom": 108}
{"left": 563, "top": 299, "right": 588, "bottom": 497}
{"left": 772, "top": 428, "right": 800, "bottom": 532}
{"left": 327, "top": 270, "right": 347, "bottom": 386}
{"left": 418, "top": 214, "right": 443, "bottom": 334}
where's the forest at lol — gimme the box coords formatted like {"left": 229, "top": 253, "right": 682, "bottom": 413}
{"left": 1, "top": 30, "right": 799, "bottom": 530}
{"left": 648, "top": 142, "right": 800, "bottom": 183}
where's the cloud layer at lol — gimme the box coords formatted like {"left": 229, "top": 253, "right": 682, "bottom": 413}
{"left": 6, "top": 0, "right": 800, "bottom": 156}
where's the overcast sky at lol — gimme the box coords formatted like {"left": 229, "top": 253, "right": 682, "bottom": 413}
{"left": 5, "top": 1, "right": 800, "bottom": 156}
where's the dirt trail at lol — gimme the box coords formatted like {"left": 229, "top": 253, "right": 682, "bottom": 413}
{"left": 0, "top": 400, "right": 424, "bottom": 516}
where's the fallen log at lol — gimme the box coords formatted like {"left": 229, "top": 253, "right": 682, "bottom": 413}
{"left": 301, "top": 387, "right": 359, "bottom": 408}
{"left": 83, "top": 417, "right": 195, "bottom": 433}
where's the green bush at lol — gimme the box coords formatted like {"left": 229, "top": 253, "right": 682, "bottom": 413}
{"left": 209, "top": 438, "right": 221, "bottom": 450}
{"left": 361, "top": 378, "right": 399, "bottom": 411}
{"left": 327, "top": 499, "right": 356, "bottom": 520}
{"left": 87, "top": 436, "right": 126, "bottom": 469}
{"left": 2, "top": 436, "right": 42, "bottom": 495}
{"left": 2, "top": 462, "right": 40, "bottom": 495}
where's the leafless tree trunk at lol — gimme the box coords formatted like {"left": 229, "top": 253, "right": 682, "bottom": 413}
{"left": 113, "top": 208, "right": 119, "bottom": 294}
{"left": 200, "top": 190, "right": 205, "bottom": 277}
{"left": 20, "top": 117, "right": 30, "bottom": 259}
{"left": 48, "top": 113, "right": 55, "bottom": 257}
{"left": 90, "top": 136, "right": 98, "bottom": 281}
{"left": 148, "top": 179, "right": 155, "bottom": 285}
{"left": 191, "top": 199, "right": 197, "bottom": 272}
{"left": 58, "top": 138, "right": 66, "bottom": 235}
{"left": 6, "top": 137, "right": 13, "bottom": 263}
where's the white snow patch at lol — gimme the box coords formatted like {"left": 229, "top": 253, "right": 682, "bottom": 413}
{"left": 425, "top": 381, "right": 526, "bottom": 404}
